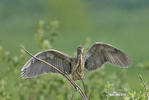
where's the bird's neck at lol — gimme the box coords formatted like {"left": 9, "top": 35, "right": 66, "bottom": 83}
{"left": 77, "top": 54, "right": 83, "bottom": 64}
{"left": 77, "top": 54, "right": 83, "bottom": 60}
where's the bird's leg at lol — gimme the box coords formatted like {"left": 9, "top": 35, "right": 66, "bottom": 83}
{"left": 76, "top": 71, "right": 88, "bottom": 96}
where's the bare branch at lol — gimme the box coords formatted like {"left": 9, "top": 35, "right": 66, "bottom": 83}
{"left": 138, "top": 74, "right": 149, "bottom": 100}
{"left": 21, "top": 46, "right": 89, "bottom": 100}
{"left": 81, "top": 79, "right": 87, "bottom": 95}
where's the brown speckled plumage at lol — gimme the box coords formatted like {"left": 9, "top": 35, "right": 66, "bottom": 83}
{"left": 21, "top": 42, "right": 131, "bottom": 80}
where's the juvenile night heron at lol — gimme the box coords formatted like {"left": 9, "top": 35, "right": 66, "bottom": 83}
{"left": 21, "top": 42, "right": 131, "bottom": 80}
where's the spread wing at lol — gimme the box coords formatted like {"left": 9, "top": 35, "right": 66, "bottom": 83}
{"left": 85, "top": 42, "right": 131, "bottom": 71}
{"left": 21, "top": 50, "right": 73, "bottom": 78}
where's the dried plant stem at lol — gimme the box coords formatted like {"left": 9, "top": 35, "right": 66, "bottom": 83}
{"left": 81, "top": 79, "right": 87, "bottom": 94}
{"left": 81, "top": 79, "right": 91, "bottom": 100}
{"left": 138, "top": 74, "right": 149, "bottom": 100}
{"left": 22, "top": 47, "right": 88, "bottom": 100}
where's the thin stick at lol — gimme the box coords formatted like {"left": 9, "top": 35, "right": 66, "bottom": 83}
{"left": 76, "top": 71, "right": 88, "bottom": 96}
{"left": 81, "top": 79, "right": 90, "bottom": 100}
{"left": 138, "top": 74, "right": 149, "bottom": 100}
{"left": 21, "top": 47, "right": 88, "bottom": 100}
{"left": 81, "top": 79, "right": 87, "bottom": 95}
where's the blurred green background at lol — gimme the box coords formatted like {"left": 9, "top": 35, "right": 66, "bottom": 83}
{"left": 0, "top": 0, "right": 149, "bottom": 100}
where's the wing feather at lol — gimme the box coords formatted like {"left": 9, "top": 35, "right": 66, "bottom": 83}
{"left": 21, "top": 50, "right": 73, "bottom": 78}
{"left": 85, "top": 42, "right": 131, "bottom": 71}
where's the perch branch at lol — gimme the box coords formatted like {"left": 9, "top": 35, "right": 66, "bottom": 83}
{"left": 21, "top": 47, "right": 88, "bottom": 100}
{"left": 138, "top": 74, "right": 149, "bottom": 100}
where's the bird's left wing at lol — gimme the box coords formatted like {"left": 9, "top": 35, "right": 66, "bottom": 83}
{"left": 85, "top": 42, "right": 131, "bottom": 71}
{"left": 21, "top": 50, "right": 73, "bottom": 78}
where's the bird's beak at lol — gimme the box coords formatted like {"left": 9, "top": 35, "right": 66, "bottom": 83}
{"left": 80, "top": 48, "right": 84, "bottom": 54}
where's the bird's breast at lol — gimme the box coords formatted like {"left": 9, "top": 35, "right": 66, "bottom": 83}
{"left": 72, "top": 57, "right": 85, "bottom": 80}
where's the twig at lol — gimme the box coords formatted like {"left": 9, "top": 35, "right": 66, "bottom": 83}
{"left": 81, "top": 79, "right": 87, "bottom": 95}
{"left": 75, "top": 71, "right": 88, "bottom": 96}
{"left": 81, "top": 80, "right": 92, "bottom": 100}
{"left": 21, "top": 47, "right": 89, "bottom": 100}
{"left": 138, "top": 74, "right": 149, "bottom": 100}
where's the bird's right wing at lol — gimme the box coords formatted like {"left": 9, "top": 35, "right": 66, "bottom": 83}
{"left": 21, "top": 50, "right": 73, "bottom": 78}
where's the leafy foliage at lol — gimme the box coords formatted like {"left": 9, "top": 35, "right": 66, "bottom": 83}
{"left": 0, "top": 20, "right": 149, "bottom": 100}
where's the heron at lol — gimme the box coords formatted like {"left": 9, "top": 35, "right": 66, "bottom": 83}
{"left": 21, "top": 42, "right": 131, "bottom": 80}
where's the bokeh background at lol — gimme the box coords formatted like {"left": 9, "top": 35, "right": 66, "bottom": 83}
{"left": 0, "top": 0, "right": 149, "bottom": 100}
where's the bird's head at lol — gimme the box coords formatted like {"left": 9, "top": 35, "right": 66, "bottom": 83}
{"left": 77, "top": 45, "right": 84, "bottom": 56}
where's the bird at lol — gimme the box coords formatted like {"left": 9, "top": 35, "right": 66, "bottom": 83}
{"left": 21, "top": 42, "right": 131, "bottom": 80}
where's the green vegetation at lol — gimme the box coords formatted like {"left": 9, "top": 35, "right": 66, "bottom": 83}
{"left": 0, "top": 0, "right": 149, "bottom": 100}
